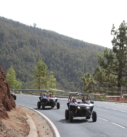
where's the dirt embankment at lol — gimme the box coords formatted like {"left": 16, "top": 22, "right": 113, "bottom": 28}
{"left": 0, "top": 66, "right": 53, "bottom": 137}
{"left": 0, "top": 66, "right": 16, "bottom": 118}
{"left": 0, "top": 66, "right": 30, "bottom": 137}
{"left": 0, "top": 107, "right": 30, "bottom": 137}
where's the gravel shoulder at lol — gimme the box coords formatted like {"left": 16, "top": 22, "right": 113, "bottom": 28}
{"left": 0, "top": 106, "right": 54, "bottom": 137}
{"left": 20, "top": 106, "right": 54, "bottom": 137}
{"left": 0, "top": 106, "right": 29, "bottom": 137}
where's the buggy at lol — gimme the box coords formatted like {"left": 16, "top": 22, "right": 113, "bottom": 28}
{"left": 37, "top": 90, "right": 60, "bottom": 109}
{"left": 10, "top": 91, "right": 16, "bottom": 100}
{"left": 65, "top": 92, "right": 97, "bottom": 122}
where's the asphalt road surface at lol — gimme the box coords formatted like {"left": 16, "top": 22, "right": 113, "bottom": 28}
{"left": 16, "top": 94, "right": 127, "bottom": 137}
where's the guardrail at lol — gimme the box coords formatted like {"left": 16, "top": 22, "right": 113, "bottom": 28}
{"left": 11, "top": 89, "right": 51, "bottom": 92}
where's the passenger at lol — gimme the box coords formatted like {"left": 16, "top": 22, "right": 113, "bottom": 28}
{"left": 82, "top": 96, "right": 87, "bottom": 103}
{"left": 48, "top": 93, "right": 53, "bottom": 97}
{"left": 71, "top": 97, "right": 77, "bottom": 104}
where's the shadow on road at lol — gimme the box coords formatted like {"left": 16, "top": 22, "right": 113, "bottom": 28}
{"left": 34, "top": 108, "right": 58, "bottom": 110}
{"left": 58, "top": 118, "right": 90, "bottom": 124}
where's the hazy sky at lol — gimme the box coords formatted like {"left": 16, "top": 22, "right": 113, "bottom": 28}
{"left": 0, "top": 0, "right": 127, "bottom": 48}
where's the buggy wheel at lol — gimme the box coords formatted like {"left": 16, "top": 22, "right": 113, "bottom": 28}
{"left": 65, "top": 109, "right": 69, "bottom": 120}
{"left": 69, "top": 111, "right": 73, "bottom": 122}
{"left": 92, "top": 111, "right": 97, "bottom": 122}
{"left": 14, "top": 95, "right": 16, "bottom": 100}
{"left": 37, "top": 101, "right": 41, "bottom": 109}
{"left": 57, "top": 102, "right": 60, "bottom": 109}
{"left": 42, "top": 103, "right": 45, "bottom": 109}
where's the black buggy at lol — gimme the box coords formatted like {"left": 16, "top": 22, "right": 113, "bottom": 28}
{"left": 37, "top": 90, "right": 60, "bottom": 109}
{"left": 65, "top": 92, "right": 97, "bottom": 122}
{"left": 10, "top": 91, "right": 16, "bottom": 100}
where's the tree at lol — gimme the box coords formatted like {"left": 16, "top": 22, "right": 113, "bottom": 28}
{"left": 81, "top": 21, "right": 127, "bottom": 94}
{"left": 34, "top": 57, "right": 48, "bottom": 89}
{"left": 6, "top": 66, "right": 22, "bottom": 89}
{"left": 48, "top": 71, "right": 57, "bottom": 89}
{"left": 94, "top": 21, "right": 127, "bottom": 93}
{"left": 81, "top": 73, "right": 96, "bottom": 93}
{"left": 0, "top": 16, "right": 105, "bottom": 92}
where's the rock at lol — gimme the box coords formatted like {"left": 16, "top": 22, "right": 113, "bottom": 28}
{"left": 0, "top": 66, "right": 16, "bottom": 119}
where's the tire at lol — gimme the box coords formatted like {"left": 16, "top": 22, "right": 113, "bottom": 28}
{"left": 69, "top": 111, "right": 73, "bottom": 122}
{"left": 57, "top": 102, "right": 60, "bottom": 109}
{"left": 14, "top": 95, "right": 16, "bottom": 100}
{"left": 42, "top": 102, "right": 45, "bottom": 109}
{"left": 92, "top": 111, "right": 97, "bottom": 122}
{"left": 37, "top": 101, "right": 41, "bottom": 109}
{"left": 65, "top": 109, "right": 69, "bottom": 120}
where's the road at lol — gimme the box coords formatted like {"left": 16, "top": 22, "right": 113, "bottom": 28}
{"left": 16, "top": 94, "right": 127, "bottom": 137}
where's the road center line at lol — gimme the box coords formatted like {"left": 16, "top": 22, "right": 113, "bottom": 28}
{"left": 111, "top": 122, "right": 125, "bottom": 128}
{"left": 99, "top": 116, "right": 126, "bottom": 129}
{"left": 98, "top": 117, "right": 108, "bottom": 121}
{"left": 119, "top": 110, "right": 126, "bottom": 112}
{"left": 104, "top": 107, "right": 109, "bottom": 108}
{"left": 111, "top": 108, "right": 116, "bottom": 110}
{"left": 96, "top": 105, "right": 127, "bottom": 113}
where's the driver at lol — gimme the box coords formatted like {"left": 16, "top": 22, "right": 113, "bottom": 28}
{"left": 82, "top": 96, "right": 87, "bottom": 103}
{"left": 48, "top": 93, "right": 53, "bottom": 97}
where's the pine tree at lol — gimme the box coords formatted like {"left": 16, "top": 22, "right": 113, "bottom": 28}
{"left": 48, "top": 71, "right": 57, "bottom": 89}
{"left": 6, "top": 66, "right": 22, "bottom": 89}
{"left": 34, "top": 57, "right": 48, "bottom": 89}
{"left": 95, "top": 21, "right": 127, "bottom": 93}
{"left": 81, "top": 73, "right": 96, "bottom": 93}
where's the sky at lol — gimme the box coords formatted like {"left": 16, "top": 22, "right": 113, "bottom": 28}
{"left": 0, "top": 0, "right": 127, "bottom": 49}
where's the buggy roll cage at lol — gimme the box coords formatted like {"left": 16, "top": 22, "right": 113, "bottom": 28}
{"left": 40, "top": 90, "right": 53, "bottom": 96}
{"left": 68, "top": 93, "right": 92, "bottom": 102}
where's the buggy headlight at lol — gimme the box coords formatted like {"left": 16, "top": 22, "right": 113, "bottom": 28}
{"left": 77, "top": 106, "right": 80, "bottom": 109}
{"left": 86, "top": 107, "right": 90, "bottom": 109}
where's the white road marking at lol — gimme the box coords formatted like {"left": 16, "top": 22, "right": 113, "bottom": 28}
{"left": 98, "top": 117, "right": 108, "bottom": 121}
{"left": 119, "top": 110, "right": 126, "bottom": 112}
{"left": 99, "top": 117, "right": 126, "bottom": 129}
{"left": 111, "top": 122, "right": 125, "bottom": 129}
{"left": 104, "top": 107, "right": 109, "bottom": 108}
{"left": 112, "top": 108, "right": 116, "bottom": 110}
{"left": 96, "top": 105, "right": 127, "bottom": 113}
{"left": 19, "top": 105, "right": 60, "bottom": 137}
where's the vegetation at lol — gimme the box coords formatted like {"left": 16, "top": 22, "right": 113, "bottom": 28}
{"left": 47, "top": 71, "right": 57, "bottom": 89}
{"left": 81, "top": 21, "right": 127, "bottom": 95}
{"left": 34, "top": 57, "right": 48, "bottom": 89}
{"left": 34, "top": 57, "right": 56, "bottom": 90}
{"left": 81, "top": 73, "right": 96, "bottom": 93}
{"left": 6, "top": 66, "right": 22, "bottom": 89}
{"left": 0, "top": 16, "right": 105, "bottom": 92}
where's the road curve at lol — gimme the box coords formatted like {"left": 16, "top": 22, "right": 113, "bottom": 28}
{"left": 16, "top": 94, "right": 127, "bottom": 137}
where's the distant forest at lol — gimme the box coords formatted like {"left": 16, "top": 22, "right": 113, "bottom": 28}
{"left": 0, "top": 16, "right": 106, "bottom": 92}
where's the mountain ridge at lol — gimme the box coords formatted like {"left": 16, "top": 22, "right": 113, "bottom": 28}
{"left": 0, "top": 16, "right": 105, "bottom": 91}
